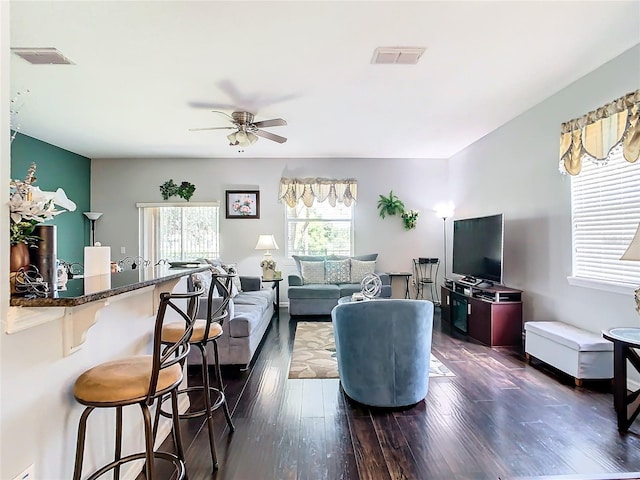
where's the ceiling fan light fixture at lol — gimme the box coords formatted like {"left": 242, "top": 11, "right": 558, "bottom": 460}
{"left": 236, "top": 130, "right": 251, "bottom": 147}
{"left": 247, "top": 132, "right": 258, "bottom": 145}
{"left": 227, "top": 132, "right": 237, "bottom": 145}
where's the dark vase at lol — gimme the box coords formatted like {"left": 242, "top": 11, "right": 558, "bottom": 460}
{"left": 29, "top": 225, "right": 57, "bottom": 293}
{"left": 10, "top": 243, "right": 30, "bottom": 272}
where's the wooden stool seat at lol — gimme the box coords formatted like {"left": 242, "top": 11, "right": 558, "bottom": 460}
{"left": 162, "top": 319, "right": 223, "bottom": 343}
{"left": 74, "top": 356, "right": 182, "bottom": 405}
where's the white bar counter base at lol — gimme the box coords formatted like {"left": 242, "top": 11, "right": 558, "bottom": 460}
{"left": 8, "top": 265, "right": 208, "bottom": 356}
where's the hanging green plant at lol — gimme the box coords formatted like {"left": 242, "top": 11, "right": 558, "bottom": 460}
{"left": 377, "top": 190, "right": 405, "bottom": 219}
{"left": 160, "top": 179, "right": 179, "bottom": 200}
{"left": 401, "top": 209, "right": 419, "bottom": 230}
{"left": 178, "top": 181, "right": 196, "bottom": 201}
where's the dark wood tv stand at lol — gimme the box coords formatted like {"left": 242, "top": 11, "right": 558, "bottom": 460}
{"left": 440, "top": 279, "right": 523, "bottom": 347}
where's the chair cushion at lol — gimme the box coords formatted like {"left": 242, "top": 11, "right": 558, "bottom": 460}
{"left": 229, "top": 306, "right": 264, "bottom": 337}
{"left": 288, "top": 284, "right": 340, "bottom": 299}
{"left": 73, "top": 355, "right": 182, "bottom": 405}
{"left": 233, "top": 289, "right": 272, "bottom": 309}
{"left": 162, "top": 320, "right": 223, "bottom": 343}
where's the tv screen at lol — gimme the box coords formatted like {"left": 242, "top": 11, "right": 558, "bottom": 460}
{"left": 452, "top": 213, "right": 504, "bottom": 283}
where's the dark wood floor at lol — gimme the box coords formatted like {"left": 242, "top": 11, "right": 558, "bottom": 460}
{"left": 146, "top": 309, "right": 640, "bottom": 480}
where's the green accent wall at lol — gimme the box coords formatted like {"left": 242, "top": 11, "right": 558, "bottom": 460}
{"left": 11, "top": 133, "right": 91, "bottom": 264}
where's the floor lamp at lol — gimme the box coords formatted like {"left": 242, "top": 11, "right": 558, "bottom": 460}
{"left": 83, "top": 212, "right": 103, "bottom": 246}
{"left": 434, "top": 202, "right": 455, "bottom": 280}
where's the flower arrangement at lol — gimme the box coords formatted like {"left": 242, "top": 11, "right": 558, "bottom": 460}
{"left": 9, "top": 163, "right": 77, "bottom": 246}
{"left": 233, "top": 195, "right": 255, "bottom": 216}
{"left": 401, "top": 209, "right": 419, "bottom": 230}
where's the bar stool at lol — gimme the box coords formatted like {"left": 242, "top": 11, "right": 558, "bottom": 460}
{"left": 413, "top": 257, "right": 440, "bottom": 304}
{"left": 156, "top": 270, "right": 235, "bottom": 471}
{"left": 72, "top": 288, "right": 204, "bottom": 480}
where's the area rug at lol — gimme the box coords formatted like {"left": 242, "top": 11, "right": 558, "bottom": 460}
{"left": 288, "top": 321, "right": 456, "bottom": 379}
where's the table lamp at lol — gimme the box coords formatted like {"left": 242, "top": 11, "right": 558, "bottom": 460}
{"left": 83, "top": 212, "right": 103, "bottom": 246}
{"left": 620, "top": 222, "right": 640, "bottom": 314}
{"left": 255, "top": 234, "right": 279, "bottom": 280}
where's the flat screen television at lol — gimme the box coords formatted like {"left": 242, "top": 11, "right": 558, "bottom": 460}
{"left": 452, "top": 213, "right": 504, "bottom": 284}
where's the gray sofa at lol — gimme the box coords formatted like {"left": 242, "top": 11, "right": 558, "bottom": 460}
{"left": 188, "top": 268, "right": 275, "bottom": 369}
{"left": 288, "top": 254, "right": 391, "bottom": 316}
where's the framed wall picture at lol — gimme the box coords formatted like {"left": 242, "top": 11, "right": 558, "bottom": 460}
{"left": 226, "top": 190, "right": 260, "bottom": 219}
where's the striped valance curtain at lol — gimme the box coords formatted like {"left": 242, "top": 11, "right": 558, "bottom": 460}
{"left": 279, "top": 178, "right": 357, "bottom": 208}
{"left": 559, "top": 90, "right": 640, "bottom": 175}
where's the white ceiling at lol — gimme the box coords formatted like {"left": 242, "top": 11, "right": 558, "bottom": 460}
{"left": 9, "top": 1, "right": 640, "bottom": 160}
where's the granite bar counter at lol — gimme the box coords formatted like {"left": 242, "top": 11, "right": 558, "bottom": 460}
{"left": 3, "top": 265, "right": 210, "bottom": 479}
{"left": 10, "top": 264, "right": 210, "bottom": 307}
{"left": 7, "top": 264, "right": 210, "bottom": 355}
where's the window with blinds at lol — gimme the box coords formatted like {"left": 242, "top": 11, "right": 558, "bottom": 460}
{"left": 137, "top": 202, "right": 219, "bottom": 264}
{"left": 571, "top": 150, "right": 640, "bottom": 286}
{"left": 285, "top": 200, "right": 354, "bottom": 257}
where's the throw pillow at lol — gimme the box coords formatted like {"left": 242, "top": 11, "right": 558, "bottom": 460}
{"left": 350, "top": 259, "right": 376, "bottom": 284}
{"left": 212, "top": 265, "right": 238, "bottom": 297}
{"left": 292, "top": 255, "right": 326, "bottom": 276}
{"left": 300, "top": 260, "right": 325, "bottom": 284}
{"left": 221, "top": 263, "right": 243, "bottom": 293}
{"left": 325, "top": 259, "right": 351, "bottom": 284}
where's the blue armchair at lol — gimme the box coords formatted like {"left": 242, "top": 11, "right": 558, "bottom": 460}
{"left": 331, "top": 299, "right": 434, "bottom": 408}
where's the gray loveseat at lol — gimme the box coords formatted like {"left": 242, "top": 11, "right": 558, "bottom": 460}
{"left": 288, "top": 254, "right": 391, "bottom": 316}
{"left": 188, "top": 264, "right": 275, "bottom": 369}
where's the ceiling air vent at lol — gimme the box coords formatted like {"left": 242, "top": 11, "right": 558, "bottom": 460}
{"left": 372, "top": 47, "right": 425, "bottom": 65}
{"left": 11, "top": 48, "right": 74, "bottom": 65}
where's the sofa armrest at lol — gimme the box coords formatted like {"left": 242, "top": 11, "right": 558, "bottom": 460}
{"left": 240, "top": 275, "right": 262, "bottom": 292}
{"left": 288, "top": 274, "right": 303, "bottom": 286}
{"left": 376, "top": 272, "right": 391, "bottom": 285}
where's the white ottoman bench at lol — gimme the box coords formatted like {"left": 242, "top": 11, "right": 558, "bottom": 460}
{"left": 524, "top": 321, "right": 613, "bottom": 386}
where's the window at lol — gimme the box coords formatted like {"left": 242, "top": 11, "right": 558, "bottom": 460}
{"left": 571, "top": 150, "right": 640, "bottom": 287}
{"left": 286, "top": 200, "right": 354, "bottom": 257}
{"left": 138, "top": 202, "right": 219, "bottom": 264}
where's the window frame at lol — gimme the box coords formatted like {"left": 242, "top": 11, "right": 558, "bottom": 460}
{"left": 137, "top": 201, "right": 220, "bottom": 264}
{"left": 568, "top": 149, "right": 640, "bottom": 295}
{"left": 284, "top": 200, "right": 355, "bottom": 258}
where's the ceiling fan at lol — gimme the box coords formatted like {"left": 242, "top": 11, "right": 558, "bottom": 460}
{"left": 189, "top": 111, "right": 287, "bottom": 147}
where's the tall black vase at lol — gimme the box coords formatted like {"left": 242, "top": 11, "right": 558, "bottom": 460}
{"left": 29, "top": 224, "right": 57, "bottom": 295}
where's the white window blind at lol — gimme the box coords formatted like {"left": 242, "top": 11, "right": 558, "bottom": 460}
{"left": 571, "top": 150, "right": 640, "bottom": 286}
{"left": 137, "top": 202, "right": 219, "bottom": 264}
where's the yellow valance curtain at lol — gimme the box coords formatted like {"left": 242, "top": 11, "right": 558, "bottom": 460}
{"left": 559, "top": 90, "right": 640, "bottom": 175}
{"left": 279, "top": 178, "right": 357, "bottom": 208}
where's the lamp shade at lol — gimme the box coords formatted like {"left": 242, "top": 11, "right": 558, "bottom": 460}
{"left": 83, "top": 211, "right": 103, "bottom": 221}
{"left": 621, "top": 223, "right": 640, "bottom": 261}
{"left": 434, "top": 202, "right": 455, "bottom": 219}
{"left": 255, "top": 234, "right": 279, "bottom": 251}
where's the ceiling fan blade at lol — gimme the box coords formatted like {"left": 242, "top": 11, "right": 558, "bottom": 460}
{"left": 252, "top": 118, "right": 287, "bottom": 128}
{"left": 255, "top": 129, "right": 287, "bottom": 144}
{"left": 188, "top": 126, "right": 235, "bottom": 131}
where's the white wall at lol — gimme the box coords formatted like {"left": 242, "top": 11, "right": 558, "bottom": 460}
{"left": 449, "top": 44, "right": 640, "bottom": 332}
{"left": 91, "top": 157, "right": 450, "bottom": 301}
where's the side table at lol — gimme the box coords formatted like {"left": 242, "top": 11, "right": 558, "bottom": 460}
{"left": 262, "top": 277, "right": 283, "bottom": 319}
{"left": 388, "top": 272, "right": 412, "bottom": 299}
{"left": 602, "top": 327, "right": 640, "bottom": 432}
